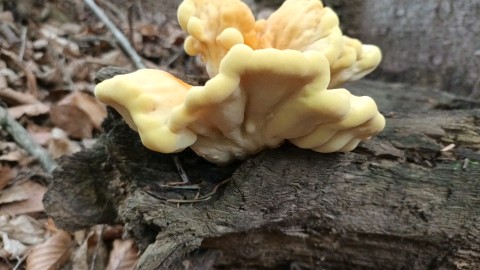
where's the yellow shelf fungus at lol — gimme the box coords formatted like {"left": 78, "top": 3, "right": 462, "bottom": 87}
{"left": 95, "top": 0, "right": 385, "bottom": 164}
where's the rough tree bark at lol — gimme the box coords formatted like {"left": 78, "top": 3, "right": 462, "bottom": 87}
{"left": 324, "top": 0, "right": 480, "bottom": 98}
{"left": 43, "top": 68, "right": 480, "bottom": 269}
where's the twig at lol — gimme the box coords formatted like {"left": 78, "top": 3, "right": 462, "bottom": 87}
{"left": 18, "top": 26, "right": 28, "bottom": 61}
{"left": 166, "top": 178, "right": 232, "bottom": 203}
{"left": 0, "top": 106, "right": 57, "bottom": 173}
{"left": 90, "top": 225, "right": 106, "bottom": 270}
{"left": 97, "top": 0, "right": 127, "bottom": 23}
{"left": 173, "top": 155, "right": 190, "bottom": 184}
{"left": 84, "top": 0, "right": 146, "bottom": 69}
{"left": 127, "top": 4, "right": 135, "bottom": 46}
{"left": 12, "top": 254, "right": 27, "bottom": 270}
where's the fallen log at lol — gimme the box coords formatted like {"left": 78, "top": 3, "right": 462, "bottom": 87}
{"left": 44, "top": 69, "right": 480, "bottom": 269}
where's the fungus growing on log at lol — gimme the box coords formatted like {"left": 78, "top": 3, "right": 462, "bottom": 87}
{"left": 94, "top": 0, "right": 385, "bottom": 164}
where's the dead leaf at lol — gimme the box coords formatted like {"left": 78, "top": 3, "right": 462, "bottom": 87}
{"left": 0, "top": 67, "right": 20, "bottom": 85}
{"left": 26, "top": 230, "right": 73, "bottom": 270}
{"left": 70, "top": 236, "right": 89, "bottom": 270}
{"left": 106, "top": 239, "right": 138, "bottom": 270}
{"left": 0, "top": 149, "right": 26, "bottom": 163}
{"left": 35, "top": 65, "right": 63, "bottom": 86}
{"left": 0, "top": 215, "right": 46, "bottom": 261}
{"left": 0, "top": 183, "right": 28, "bottom": 204}
{"left": 138, "top": 23, "right": 159, "bottom": 38}
{"left": 0, "top": 181, "right": 47, "bottom": 215}
{"left": 0, "top": 49, "right": 38, "bottom": 96}
{"left": 7, "top": 103, "right": 50, "bottom": 119}
{"left": 102, "top": 225, "right": 124, "bottom": 241}
{"left": 50, "top": 104, "right": 94, "bottom": 139}
{"left": 0, "top": 87, "right": 39, "bottom": 105}
{"left": 32, "top": 39, "right": 49, "bottom": 50}
{"left": 47, "top": 128, "right": 82, "bottom": 158}
{"left": 0, "top": 214, "right": 46, "bottom": 246}
{"left": 1, "top": 232, "right": 28, "bottom": 259}
{"left": 30, "top": 130, "right": 53, "bottom": 146}
{"left": 57, "top": 91, "right": 107, "bottom": 130}
{"left": 50, "top": 90, "right": 107, "bottom": 139}
{"left": 0, "top": 166, "right": 16, "bottom": 191}
{"left": 0, "top": 74, "right": 7, "bottom": 88}
{"left": 88, "top": 50, "right": 130, "bottom": 67}
{"left": 0, "top": 261, "right": 12, "bottom": 270}
{"left": 67, "top": 59, "right": 91, "bottom": 82}
{"left": 71, "top": 226, "right": 108, "bottom": 270}
{"left": 40, "top": 26, "right": 81, "bottom": 57}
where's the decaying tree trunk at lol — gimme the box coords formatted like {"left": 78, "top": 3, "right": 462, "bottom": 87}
{"left": 43, "top": 68, "right": 480, "bottom": 269}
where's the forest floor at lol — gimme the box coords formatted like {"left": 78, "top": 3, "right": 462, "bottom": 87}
{"left": 0, "top": 1, "right": 214, "bottom": 269}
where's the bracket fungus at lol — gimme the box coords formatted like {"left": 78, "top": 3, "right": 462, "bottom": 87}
{"left": 95, "top": 0, "right": 385, "bottom": 164}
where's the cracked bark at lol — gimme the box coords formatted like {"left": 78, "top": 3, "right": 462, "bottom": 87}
{"left": 44, "top": 69, "right": 480, "bottom": 269}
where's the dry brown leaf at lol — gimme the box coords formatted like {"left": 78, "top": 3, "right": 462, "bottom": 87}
{"left": 0, "top": 214, "right": 46, "bottom": 245}
{"left": 50, "top": 90, "right": 107, "bottom": 139}
{"left": 7, "top": 103, "right": 50, "bottom": 119}
{"left": 26, "top": 230, "right": 73, "bottom": 270}
{"left": 40, "top": 26, "right": 81, "bottom": 57}
{"left": 57, "top": 91, "right": 107, "bottom": 130}
{"left": 90, "top": 50, "right": 130, "bottom": 67}
{"left": 50, "top": 104, "right": 93, "bottom": 139}
{"left": 71, "top": 226, "right": 109, "bottom": 270}
{"left": 0, "top": 73, "right": 7, "bottom": 88}
{"left": 106, "top": 239, "right": 138, "bottom": 270}
{"left": 102, "top": 225, "right": 124, "bottom": 241}
{"left": 138, "top": 23, "right": 160, "bottom": 38}
{"left": 70, "top": 82, "right": 95, "bottom": 93}
{"left": 1, "top": 49, "right": 38, "bottom": 96}
{"left": 35, "top": 65, "right": 63, "bottom": 86}
{"left": 0, "top": 261, "right": 12, "bottom": 270}
{"left": 0, "top": 181, "right": 46, "bottom": 215}
{"left": 0, "top": 149, "right": 27, "bottom": 163}
{"left": 70, "top": 236, "right": 89, "bottom": 270}
{"left": 0, "top": 67, "right": 20, "bottom": 85}
{"left": 0, "top": 87, "right": 40, "bottom": 105}
{"left": 0, "top": 214, "right": 46, "bottom": 259}
{"left": 30, "top": 130, "right": 53, "bottom": 146}
{"left": 0, "top": 165, "right": 16, "bottom": 191}
{"left": 0, "top": 182, "right": 29, "bottom": 204}
{"left": 67, "top": 59, "right": 91, "bottom": 82}
{"left": 47, "top": 128, "right": 82, "bottom": 158}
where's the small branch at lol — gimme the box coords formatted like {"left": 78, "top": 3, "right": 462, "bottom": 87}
{"left": 18, "top": 26, "right": 28, "bottom": 61}
{"left": 0, "top": 106, "right": 57, "bottom": 173}
{"left": 90, "top": 225, "right": 106, "bottom": 270}
{"left": 173, "top": 155, "right": 190, "bottom": 184}
{"left": 84, "top": 0, "right": 146, "bottom": 69}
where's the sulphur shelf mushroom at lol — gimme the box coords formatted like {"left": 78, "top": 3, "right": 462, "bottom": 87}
{"left": 95, "top": 0, "right": 385, "bottom": 164}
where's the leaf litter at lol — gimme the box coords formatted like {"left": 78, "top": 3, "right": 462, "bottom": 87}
{"left": 0, "top": 0, "right": 213, "bottom": 267}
